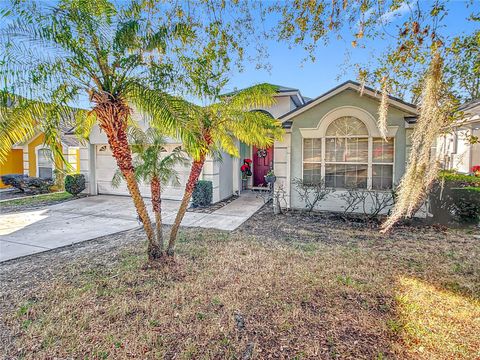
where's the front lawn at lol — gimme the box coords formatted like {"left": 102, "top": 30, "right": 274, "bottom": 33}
{"left": 0, "top": 191, "right": 76, "bottom": 212}
{"left": 1, "top": 207, "right": 478, "bottom": 359}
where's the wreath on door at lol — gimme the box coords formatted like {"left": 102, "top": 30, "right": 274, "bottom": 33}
{"left": 257, "top": 148, "right": 268, "bottom": 158}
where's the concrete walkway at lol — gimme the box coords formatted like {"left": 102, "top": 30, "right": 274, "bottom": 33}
{"left": 0, "top": 192, "right": 265, "bottom": 262}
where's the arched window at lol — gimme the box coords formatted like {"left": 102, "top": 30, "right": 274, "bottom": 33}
{"left": 325, "top": 117, "right": 369, "bottom": 188}
{"left": 302, "top": 116, "right": 394, "bottom": 190}
{"left": 325, "top": 116, "right": 368, "bottom": 136}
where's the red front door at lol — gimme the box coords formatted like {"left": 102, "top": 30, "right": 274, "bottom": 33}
{"left": 253, "top": 146, "right": 273, "bottom": 187}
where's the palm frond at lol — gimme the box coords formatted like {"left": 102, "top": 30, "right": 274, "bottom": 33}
{"left": 125, "top": 82, "right": 199, "bottom": 137}
{"left": 224, "top": 83, "right": 278, "bottom": 110}
{"left": 74, "top": 110, "right": 97, "bottom": 140}
{"left": 111, "top": 168, "right": 124, "bottom": 188}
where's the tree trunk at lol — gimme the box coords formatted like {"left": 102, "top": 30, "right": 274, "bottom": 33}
{"left": 124, "top": 170, "right": 161, "bottom": 260}
{"left": 91, "top": 92, "right": 160, "bottom": 261}
{"left": 167, "top": 156, "right": 206, "bottom": 256}
{"left": 151, "top": 176, "right": 163, "bottom": 251}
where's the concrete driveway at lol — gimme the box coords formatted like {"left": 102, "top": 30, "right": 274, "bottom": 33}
{"left": 0, "top": 193, "right": 264, "bottom": 262}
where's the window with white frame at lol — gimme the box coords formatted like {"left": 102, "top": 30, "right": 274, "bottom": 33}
{"left": 37, "top": 148, "right": 54, "bottom": 179}
{"left": 303, "top": 138, "right": 322, "bottom": 184}
{"left": 302, "top": 116, "right": 395, "bottom": 190}
{"left": 372, "top": 138, "right": 394, "bottom": 189}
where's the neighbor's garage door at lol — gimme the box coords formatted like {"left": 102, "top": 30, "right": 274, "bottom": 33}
{"left": 95, "top": 144, "right": 190, "bottom": 200}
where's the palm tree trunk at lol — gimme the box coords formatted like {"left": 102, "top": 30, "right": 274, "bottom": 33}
{"left": 167, "top": 156, "right": 206, "bottom": 256}
{"left": 150, "top": 176, "right": 163, "bottom": 251}
{"left": 124, "top": 170, "right": 161, "bottom": 260}
{"left": 91, "top": 92, "right": 160, "bottom": 261}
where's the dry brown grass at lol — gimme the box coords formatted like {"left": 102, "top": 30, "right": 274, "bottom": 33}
{"left": 1, "top": 208, "right": 479, "bottom": 359}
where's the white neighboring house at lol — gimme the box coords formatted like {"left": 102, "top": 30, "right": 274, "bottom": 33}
{"left": 437, "top": 99, "right": 480, "bottom": 173}
{"left": 79, "top": 81, "right": 420, "bottom": 214}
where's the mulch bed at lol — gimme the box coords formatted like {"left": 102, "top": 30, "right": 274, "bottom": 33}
{"left": 187, "top": 195, "right": 239, "bottom": 213}
{"left": 0, "top": 189, "right": 29, "bottom": 201}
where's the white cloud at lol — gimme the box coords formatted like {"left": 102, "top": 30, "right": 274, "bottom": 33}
{"left": 379, "top": 2, "right": 414, "bottom": 24}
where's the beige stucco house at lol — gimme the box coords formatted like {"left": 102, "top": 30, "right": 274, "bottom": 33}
{"left": 78, "top": 81, "right": 419, "bottom": 213}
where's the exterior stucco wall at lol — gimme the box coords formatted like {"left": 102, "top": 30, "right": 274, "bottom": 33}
{"left": 287, "top": 89, "right": 411, "bottom": 212}
{"left": 216, "top": 153, "right": 233, "bottom": 201}
{"left": 437, "top": 125, "right": 480, "bottom": 173}
{"left": 472, "top": 129, "right": 480, "bottom": 168}
{"left": 273, "top": 133, "right": 292, "bottom": 207}
{"left": 79, "top": 144, "right": 94, "bottom": 194}
{"left": 25, "top": 133, "right": 77, "bottom": 177}
{"left": 254, "top": 95, "right": 294, "bottom": 119}
{"left": 0, "top": 149, "right": 23, "bottom": 188}
{"left": 27, "top": 133, "right": 45, "bottom": 176}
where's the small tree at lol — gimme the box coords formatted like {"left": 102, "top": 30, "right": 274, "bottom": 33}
{"left": 362, "top": 190, "right": 395, "bottom": 221}
{"left": 273, "top": 183, "right": 289, "bottom": 215}
{"left": 0, "top": 0, "right": 197, "bottom": 261}
{"left": 292, "top": 177, "right": 332, "bottom": 213}
{"left": 339, "top": 188, "right": 369, "bottom": 216}
{"left": 112, "top": 127, "right": 187, "bottom": 253}
{"left": 167, "top": 83, "right": 284, "bottom": 256}
{"left": 340, "top": 188, "right": 395, "bottom": 222}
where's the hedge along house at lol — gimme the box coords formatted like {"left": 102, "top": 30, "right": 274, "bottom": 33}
{"left": 0, "top": 125, "right": 81, "bottom": 188}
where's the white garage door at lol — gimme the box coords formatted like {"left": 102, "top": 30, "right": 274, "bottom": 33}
{"left": 95, "top": 144, "right": 190, "bottom": 200}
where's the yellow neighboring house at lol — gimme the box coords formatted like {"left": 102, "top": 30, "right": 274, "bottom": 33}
{"left": 0, "top": 126, "right": 80, "bottom": 188}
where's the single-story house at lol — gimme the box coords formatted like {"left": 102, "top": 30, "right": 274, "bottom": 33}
{"left": 436, "top": 98, "right": 480, "bottom": 174}
{"left": 0, "top": 126, "right": 80, "bottom": 188}
{"left": 78, "top": 81, "right": 419, "bottom": 213}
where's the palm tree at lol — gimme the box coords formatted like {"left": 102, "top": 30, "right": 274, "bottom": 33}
{"left": 166, "top": 83, "right": 284, "bottom": 256}
{"left": 112, "top": 127, "right": 188, "bottom": 252}
{"left": 0, "top": 0, "right": 194, "bottom": 261}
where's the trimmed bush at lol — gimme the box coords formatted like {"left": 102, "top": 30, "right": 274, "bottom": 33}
{"left": 430, "top": 172, "right": 480, "bottom": 225}
{"left": 439, "top": 171, "right": 480, "bottom": 187}
{"left": 0, "top": 174, "right": 54, "bottom": 194}
{"left": 191, "top": 180, "right": 212, "bottom": 208}
{"left": 65, "top": 174, "right": 86, "bottom": 196}
{"left": 451, "top": 187, "right": 480, "bottom": 223}
{"left": 1, "top": 174, "right": 28, "bottom": 191}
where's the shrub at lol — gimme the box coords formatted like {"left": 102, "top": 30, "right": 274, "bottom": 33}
{"left": 292, "top": 177, "right": 332, "bottom": 212}
{"left": 451, "top": 187, "right": 480, "bottom": 223}
{"left": 339, "top": 188, "right": 395, "bottom": 221}
{"left": 1, "top": 174, "right": 28, "bottom": 191}
{"left": 0, "top": 174, "right": 54, "bottom": 194}
{"left": 64, "top": 174, "right": 86, "bottom": 196}
{"left": 191, "top": 180, "right": 212, "bottom": 207}
{"left": 439, "top": 171, "right": 480, "bottom": 187}
{"left": 430, "top": 173, "right": 480, "bottom": 224}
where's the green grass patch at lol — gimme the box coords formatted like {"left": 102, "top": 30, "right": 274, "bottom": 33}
{"left": 0, "top": 191, "right": 74, "bottom": 208}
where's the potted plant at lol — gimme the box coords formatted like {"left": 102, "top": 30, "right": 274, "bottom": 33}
{"left": 240, "top": 159, "right": 252, "bottom": 190}
{"left": 473, "top": 165, "right": 480, "bottom": 177}
{"left": 241, "top": 159, "right": 252, "bottom": 179}
{"left": 264, "top": 169, "right": 276, "bottom": 183}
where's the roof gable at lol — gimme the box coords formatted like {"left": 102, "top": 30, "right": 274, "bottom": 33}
{"left": 279, "top": 80, "right": 418, "bottom": 122}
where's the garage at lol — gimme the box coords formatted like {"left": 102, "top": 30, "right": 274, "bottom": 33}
{"left": 94, "top": 144, "right": 190, "bottom": 200}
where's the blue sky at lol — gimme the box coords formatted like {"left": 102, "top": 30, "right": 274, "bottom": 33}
{"left": 225, "top": 1, "right": 479, "bottom": 99}
{"left": 1, "top": 0, "right": 478, "bottom": 107}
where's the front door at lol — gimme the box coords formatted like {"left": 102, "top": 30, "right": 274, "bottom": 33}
{"left": 253, "top": 146, "right": 273, "bottom": 186}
